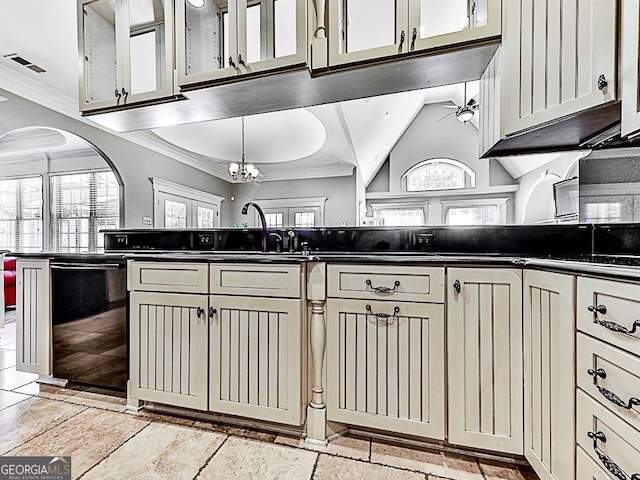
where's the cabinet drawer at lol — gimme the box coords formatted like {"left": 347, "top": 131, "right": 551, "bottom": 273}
{"left": 210, "top": 264, "right": 303, "bottom": 298}
{"left": 129, "top": 262, "right": 209, "bottom": 293}
{"left": 577, "top": 390, "right": 640, "bottom": 480}
{"left": 577, "top": 277, "right": 640, "bottom": 355}
{"left": 577, "top": 333, "right": 640, "bottom": 431}
{"left": 576, "top": 446, "right": 613, "bottom": 480}
{"left": 327, "top": 265, "right": 444, "bottom": 303}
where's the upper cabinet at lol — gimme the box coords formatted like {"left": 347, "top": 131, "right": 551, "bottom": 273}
{"left": 480, "top": 0, "right": 618, "bottom": 157}
{"left": 175, "top": 0, "right": 307, "bottom": 89}
{"left": 621, "top": 0, "right": 640, "bottom": 138}
{"left": 78, "top": 0, "right": 175, "bottom": 112}
{"left": 328, "top": 0, "right": 501, "bottom": 67}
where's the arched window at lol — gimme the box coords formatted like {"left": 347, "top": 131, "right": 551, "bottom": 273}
{"left": 401, "top": 159, "right": 476, "bottom": 192}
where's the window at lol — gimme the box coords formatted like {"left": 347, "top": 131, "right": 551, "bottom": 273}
{"left": 246, "top": 197, "right": 326, "bottom": 228}
{"left": 446, "top": 206, "right": 499, "bottom": 225}
{"left": 165, "top": 200, "right": 187, "bottom": 228}
{"left": 0, "top": 176, "right": 43, "bottom": 252}
{"left": 294, "top": 211, "right": 315, "bottom": 227}
{"left": 402, "top": 159, "right": 476, "bottom": 192}
{"left": 264, "top": 213, "right": 284, "bottom": 228}
{"left": 152, "top": 178, "right": 224, "bottom": 228}
{"left": 377, "top": 207, "right": 425, "bottom": 226}
{"left": 50, "top": 171, "right": 120, "bottom": 253}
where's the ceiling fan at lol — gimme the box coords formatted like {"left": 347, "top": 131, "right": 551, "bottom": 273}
{"left": 438, "top": 83, "right": 480, "bottom": 124}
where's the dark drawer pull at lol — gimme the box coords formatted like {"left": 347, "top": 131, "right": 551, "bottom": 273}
{"left": 588, "top": 369, "right": 640, "bottom": 410}
{"left": 453, "top": 279, "right": 461, "bottom": 294}
{"left": 588, "top": 431, "right": 640, "bottom": 480}
{"left": 365, "top": 304, "right": 400, "bottom": 326}
{"left": 587, "top": 305, "right": 640, "bottom": 336}
{"left": 365, "top": 279, "right": 400, "bottom": 294}
{"left": 197, "top": 307, "right": 205, "bottom": 318}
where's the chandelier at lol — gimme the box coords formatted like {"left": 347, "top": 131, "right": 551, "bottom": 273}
{"left": 228, "top": 117, "right": 260, "bottom": 182}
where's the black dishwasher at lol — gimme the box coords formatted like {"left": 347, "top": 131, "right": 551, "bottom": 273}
{"left": 51, "top": 260, "right": 127, "bottom": 391}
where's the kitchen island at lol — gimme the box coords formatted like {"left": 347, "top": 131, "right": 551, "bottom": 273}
{"left": 14, "top": 224, "right": 640, "bottom": 480}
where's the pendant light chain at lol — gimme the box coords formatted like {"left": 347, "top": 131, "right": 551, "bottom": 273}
{"left": 228, "top": 116, "right": 260, "bottom": 182}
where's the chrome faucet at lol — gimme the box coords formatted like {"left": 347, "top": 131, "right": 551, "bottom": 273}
{"left": 269, "top": 232, "right": 283, "bottom": 253}
{"left": 241, "top": 202, "right": 267, "bottom": 252}
{"left": 287, "top": 230, "right": 296, "bottom": 253}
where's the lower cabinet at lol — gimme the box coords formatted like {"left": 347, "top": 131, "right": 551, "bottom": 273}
{"left": 576, "top": 446, "right": 611, "bottom": 480}
{"left": 447, "top": 268, "right": 523, "bottom": 454}
{"left": 129, "top": 291, "right": 209, "bottom": 411}
{"left": 326, "top": 298, "right": 446, "bottom": 439}
{"left": 16, "top": 259, "right": 51, "bottom": 375}
{"left": 209, "top": 295, "right": 305, "bottom": 425}
{"left": 523, "top": 270, "right": 575, "bottom": 480}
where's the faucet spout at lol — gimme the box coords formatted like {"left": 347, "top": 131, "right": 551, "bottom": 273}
{"left": 242, "top": 202, "right": 268, "bottom": 252}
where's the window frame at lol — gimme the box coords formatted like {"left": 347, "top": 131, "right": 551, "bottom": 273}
{"left": 370, "top": 201, "right": 429, "bottom": 227}
{"left": 152, "top": 177, "right": 225, "bottom": 228}
{"left": 401, "top": 158, "right": 476, "bottom": 192}
{"left": 0, "top": 174, "right": 44, "bottom": 253}
{"left": 441, "top": 198, "right": 509, "bottom": 225}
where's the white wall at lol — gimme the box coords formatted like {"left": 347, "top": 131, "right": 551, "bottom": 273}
{"left": 229, "top": 174, "right": 358, "bottom": 226}
{"left": 0, "top": 89, "right": 233, "bottom": 228}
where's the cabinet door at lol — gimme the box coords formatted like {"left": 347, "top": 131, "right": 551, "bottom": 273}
{"left": 409, "top": 0, "right": 501, "bottom": 53}
{"left": 501, "top": 0, "right": 616, "bottom": 136}
{"left": 326, "top": 299, "right": 446, "bottom": 439}
{"left": 78, "top": 0, "right": 124, "bottom": 111}
{"left": 328, "top": 0, "right": 409, "bottom": 66}
{"left": 524, "top": 271, "right": 575, "bottom": 480}
{"left": 209, "top": 295, "right": 305, "bottom": 425}
{"left": 120, "top": 0, "right": 175, "bottom": 104}
{"left": 16, "top": 259, "right": 51, "bottom": 375}
{"left": 621, "top": 0, "right": 640, "bottom": 137}
{"left": 447, "top": 268, "right": 523, "bottom": 454}
{"left": 129, "top": 292, "right": 209, "bottom": 410}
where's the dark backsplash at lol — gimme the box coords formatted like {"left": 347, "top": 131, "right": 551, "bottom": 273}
{"left": 101, "top": 224, "right": 635, "bottom": 257}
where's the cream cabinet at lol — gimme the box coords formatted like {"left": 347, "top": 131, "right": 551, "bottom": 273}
{"left": 175, "top": 0, "right": 307, "bottom": 88}
{"left": 326, "top": 298, "right": 446, "bottom": 439}
{"left": 621, "top": 0, "right": 640, "bottom": 138}
{"left": 209, "top": 295, "right": 305, "bottom": 425}
{"left": 327, "top": 0, "right": 500, "bottom": 67}
{"left": 480, "top": 0, "right": 617, "bottom": 156}
{"left": 129, "top": 291, "right": 210, "bottom": 410}
{"left": 78, "top": 0, "right": 175, "bottom": 112}
{"left": 523, "top": 270, "right": 575, "bottom": 480}
{"left": 447, "top": 267, "right": 523, "bottom": 455}
{"left": 16, "top": 259, "right": 51, "bottom": 375}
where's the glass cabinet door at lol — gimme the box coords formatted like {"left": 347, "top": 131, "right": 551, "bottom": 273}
{"left": 328, "top": 0, "right": 409, "bottom": 66}
{"left": 409, "top": 0, "right": 499, "bottom": 52}
{"left": 79, "top": 0, "right": 122, "bottom": 111}
{"left": 122, "top": 0, "right": 174, "bottom": 103}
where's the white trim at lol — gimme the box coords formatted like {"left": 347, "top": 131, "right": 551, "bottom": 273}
{"left": 259, "top": 165, "right": 355, "bottom": 182}
{"left": 401, "top": 158, "right": 476, "bottom": 181}
{"left": 367, "top": 184, "right": 519, "bottom": 201}
{"left": 520, "top": 172, "right": 561, "bottom": 224}
{"left": 151, "top": 177, "right": 225, "bottom": 205}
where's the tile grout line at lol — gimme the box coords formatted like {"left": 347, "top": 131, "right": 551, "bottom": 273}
{"left": 308, "top": 451, "right": 321, "bottom": 480}
{"left": 190, "top": 434, "right": 230, "bottom": 480}
{"left": 76, "top": 421, "right": 154, "bottom": 480}
{"left": 0, "top": 392, "right": 33, "bottom": 412}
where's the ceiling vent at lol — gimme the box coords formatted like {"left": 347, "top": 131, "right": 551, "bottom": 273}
{"left": 3, "top": 53, "right": 46, "bottom": 73}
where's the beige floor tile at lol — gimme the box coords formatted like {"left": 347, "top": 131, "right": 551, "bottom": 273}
{"left": 13, "top": 382, "right": 80, "bottom": 401}
{"left": 275, "top": 434, "right": 371, "bottom": 461}
{"left": 0, "top": 389, "right": 30, "bottom": 410}
{"left": 371, "top": 442, "right": 482, "bottom": 479}
{"left": 64, "top": 389, "right": 127, "bottom": 412}
{"left": 479, "top": 460, "right": 530, "bottom": 480}
{"left": 198, "top": 436, "right": 317, "bottom": 480}
{"left": 313, "top": 454, "right": 423, "bottom": 480}
{"left": 0, "top": 348, "right": 15, "bottom": 370}
{"left": 83, "top": 422, "right": 226, "bottom": 480}
{"left": 8, "top": 408, "right": 149, "bottom": 479}
{"left": 0, "top": 366, "right": 38, "bottom": 390}
{"left": 0, "top": 397, "right": 86, "bottom": 454}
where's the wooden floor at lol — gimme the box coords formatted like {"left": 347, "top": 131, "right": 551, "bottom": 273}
{"left": 0, "top": 311, "right": 540, "bottom": 480}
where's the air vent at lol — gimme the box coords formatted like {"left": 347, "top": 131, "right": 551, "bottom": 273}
{"left": 3, "top": 53, "right": 46, "bottom": 73}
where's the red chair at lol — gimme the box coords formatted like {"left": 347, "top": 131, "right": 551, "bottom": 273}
{"left": 4, "top": 257, "right": 16, "bottom": 308}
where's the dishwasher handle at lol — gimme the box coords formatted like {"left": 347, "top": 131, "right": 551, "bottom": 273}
{"left": 51, "top": 263, "right": 125, "bottom": 270}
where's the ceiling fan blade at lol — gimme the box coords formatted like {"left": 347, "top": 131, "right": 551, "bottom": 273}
{"left": 467, "top": 94, "right": 480, "bottom": 107}
{"left": 442, "top": 105, "right": 459, "bottom": 109}
{"left": 437, "top": 112, "right": 458, "bottom": 122}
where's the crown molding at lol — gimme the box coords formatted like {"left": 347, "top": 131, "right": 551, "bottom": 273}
{"left": 259, "top": 164, "right": 355, "bottom": 182}
{"left": 0, "top": 64, "right": 230, "bottom": 181}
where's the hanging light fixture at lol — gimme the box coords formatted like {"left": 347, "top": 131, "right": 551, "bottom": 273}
{"left": 186, "top": 0, "right": 205, "bottom": 8}
{"left": 228, "top": 117, "right": 260, "bottom": 182}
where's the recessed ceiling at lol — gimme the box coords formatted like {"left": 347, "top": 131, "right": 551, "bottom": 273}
{"left": 152, "top": 109, "right": 326, "bottom": 164}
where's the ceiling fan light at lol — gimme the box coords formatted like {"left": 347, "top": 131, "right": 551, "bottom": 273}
{"left": 186, "top": 0, "right": 205, "bottom": 8}
{"left": 456, "top": 108, "right": 475, "bottom": 124}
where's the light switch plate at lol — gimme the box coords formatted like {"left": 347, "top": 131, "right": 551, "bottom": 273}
{"left": 142, "top": 216, "right": 152, "bottom": 225}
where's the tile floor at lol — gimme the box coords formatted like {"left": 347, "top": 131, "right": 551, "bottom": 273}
{"left": 0, "top": 311, "right": 540, "bottom": 480}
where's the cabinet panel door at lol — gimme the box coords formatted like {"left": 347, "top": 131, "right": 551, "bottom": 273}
{"left": 447, "top": 268, "right": 523, "bottom": 454}
{"left": 129, "top": 292, "right": 209, "bottom": 410}
{"left": 328, "top": 0, "right": 409, "bottom": 66}
{"left": 16, "top": 260, "right": 51, "bottom": 375}
{"left": 524, "top": 271, "right": 575, "bottom": 480}
{"left": 209, "top": 295, "right": 305, "bottom": 425}
{"left": 621, "top": 0, "right": 640, "bottom": 137}
{"left": 326, "top": 299, "right": 446, "bottom": 439}
{"left": 502, "top": 0, "right": 616, "bottom": 136}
